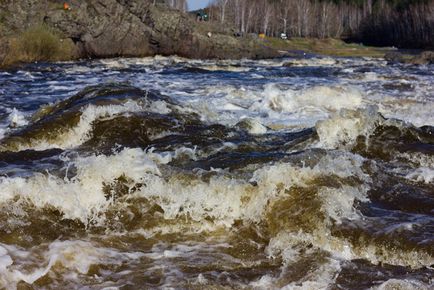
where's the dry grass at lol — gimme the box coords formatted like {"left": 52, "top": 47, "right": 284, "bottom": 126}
{"left": 2, "top": 24, "right": 75, "bottom": 66}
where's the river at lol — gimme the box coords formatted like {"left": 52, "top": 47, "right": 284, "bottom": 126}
{"left": 0, "top": 56, "right": 432, "bottom": 289}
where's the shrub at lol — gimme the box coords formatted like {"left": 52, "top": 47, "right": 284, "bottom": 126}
{"left": 3, "top": 24, "right": 75, "bottom": 66}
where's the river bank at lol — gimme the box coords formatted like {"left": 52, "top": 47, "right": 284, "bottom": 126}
{"left": 1, "top": 1, "right": 432, "bottom": 69}
{"left": 0, "top": 0, "right": 278, "bottom": 69}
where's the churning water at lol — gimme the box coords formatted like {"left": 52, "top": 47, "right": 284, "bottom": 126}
{"left": 0, "top": 55, "right": 432, "bottom": 289}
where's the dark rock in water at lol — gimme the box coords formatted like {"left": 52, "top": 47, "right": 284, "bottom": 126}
{"left": 408, "top": 51, "right": 434, "bottom": 65}
{"left": 384, "top": 50, "right": 434, "bottom": 65}
{"left": 382, "top": 82, "right": 414, "bottom": 91}
{"left": 0, "top": 0, "right": 278, "bottom": 65}
{"left": 384, "top": 51, "right": 405, "bottom": 64}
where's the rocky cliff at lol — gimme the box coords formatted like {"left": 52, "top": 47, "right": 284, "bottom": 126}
{"left": 0, "top": 0, "right": 278, "bottom": 66}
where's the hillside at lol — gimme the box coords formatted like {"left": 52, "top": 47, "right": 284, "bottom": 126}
{"left": 0, "top": 0, "right": 278, "bottom": 67}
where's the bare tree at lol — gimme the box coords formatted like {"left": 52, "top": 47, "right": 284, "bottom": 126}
{"left": 206, "top": 0, "right": 434, "bottom": 48}
{"left": 216, "top": 0, "right": 230, "bottom": 23}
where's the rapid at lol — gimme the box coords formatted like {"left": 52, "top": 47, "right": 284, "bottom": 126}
{"left": 0, "top": 55, "right": 432, "bottom": 289}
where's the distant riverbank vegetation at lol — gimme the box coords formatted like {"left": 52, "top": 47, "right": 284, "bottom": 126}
{"left": 205, "top": 0, "right": 434, "bottom": 48}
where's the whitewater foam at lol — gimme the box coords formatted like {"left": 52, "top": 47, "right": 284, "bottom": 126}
{"left": 7, "top": 108, "right": 28, "bottom": 128}
{"left": 0, "top": 148, "right": 165, "bottom": 224}
{"left": 0, "top": 240, "right": 144, "bottom": 289}
{"left": 315, "top": 106, "right": 382, "bottom": 149}
{"left": 372, "top": 279, "right": 431, "bottom": 290}
{"left": 8, "top": 101, "right": 145, "bottom": 151}
{"left": 406, "top": 167, "right": 434, "bottom": 184}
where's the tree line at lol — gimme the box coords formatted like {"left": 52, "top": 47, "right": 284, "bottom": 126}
{"left": 152, "top": 0, "right": 188, "bottom": 11}
{"left": 205, "top": 0, "right": 433, "bottom": 48}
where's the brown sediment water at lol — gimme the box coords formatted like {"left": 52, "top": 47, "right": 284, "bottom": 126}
{"left": 0, "top": 56, "right": 432, "bottom": 289}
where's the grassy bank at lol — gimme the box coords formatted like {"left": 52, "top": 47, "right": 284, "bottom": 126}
{"left": 263, "top": 37, "right": 392, "bottom": 58}
{"left": 1, "top": 25, "right": 76, "bottom": 68}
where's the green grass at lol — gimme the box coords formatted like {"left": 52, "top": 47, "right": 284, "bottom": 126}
{"left": 263, "top": 37, "right": 391, "bottom": 57}
{"left": 2, "top": 24, "right": 75, "bottom": 67}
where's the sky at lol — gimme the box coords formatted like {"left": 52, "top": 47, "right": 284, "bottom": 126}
{"left": 187, "top": 0, "right": 210, "bottom": 11}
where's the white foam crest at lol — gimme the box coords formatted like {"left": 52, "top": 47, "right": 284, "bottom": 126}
{"left": 194, "top": 84, "right": 365, "bottom": 130}
{"left": 64, "top": 65, "right": 93, "bottom": 74}
{"left": 0, "top": 148, "right": 166, "bottom": 224}
{"left": 249, "top": 258, "right": 341, "bottom": 290}
{"left": 252, "top": 84, "right": 363, "bottom": 114}
{"left": 315, "top": 106, "right": 382, "bottom": 149}
{"left": 147, "top": 146, "right": 198, "bottom": 162}
{"left": 0, "top": 149, "right": 368, "bottom": 239}
{"left": 195, "top": 64, "right": 251, "bottom": 72}
{"left": 131, "top": 219, "right": 219, "bottom": 239}
{"left": 0, "top": 128, "right": 6, "bottom": 141}
{"left": 99, "top": 59, "right": 129, "bottom": 69}
{"left": 17, "top": 101, "right": 144, "bottom": 151}
{"left": 237, "top": 118, "right": 268, "bottom": 134}
{"left": 0, "top": 240, "right": 144, "bottom": 289}
{"left": 135, "top": 152, "right": 369, "bottom": 226}
{"left": 7, "top": 108, "right": 28, "bottom": 128}
{"left": 372, "top": 279, "right": 431, "bottom": 290}
{"left": 363, "top": 72, "right": 383, "bottom": 81}
{"left": 0, "top": 109, "right": 30, "bottom": 141}
{"left": 397, "top": 152, "right": 434, "bottom": 168}
{"left": 144, "top": 242, "right": 231, "bottom": 261}
{"left": 281, "top": 258, "right": 341, "bottom": 290}
{"left": 283, "top": 57, "right": 340, "bottom": 67}
{"left": 267, "top": 225, "right": 432, "bottom": 270}
{"left": 379, "top": 100, "right": 434, "bottom": 127}
{"left": 405, "top": 167, "right": 434, "bottom": 184}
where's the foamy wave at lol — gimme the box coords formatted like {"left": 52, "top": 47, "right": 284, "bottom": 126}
{"left": 0, "top": 240, "right": 144, "bottom": 289}
{"left": 315, "top": 106, "right": 382, "bottom": 149}
{"left": 0, "top": 109, "right": 29, "bottom": 142}
{"left": 250, "top": 258, "right": 341, "bottom": 289}
{"left": 252, "top": 84, "right": 363, "bottom": 114}
{"left": 380, "top": 100, "right": 434, "bottom": 127}
{"left": 397, "top": 152, "right": 434, "bottom": 168}
{"left": 195, "top": 64, "right": 251, "bottom": 72}
{"left": 0, "top": 147, "right": 368, "bottom": 227}
{"left": 406, "top": 167, "right": 434, "bottom": 184}
{"left": 0, "top": 148, "right": 166, "bottom": 224}
{"left": 281, "top": 57, "right": 340, "bottom": 67}
{"left": 131, "top": 152, "right": 369, "bottom": 228}
{"left": 372, "top": 278, "right": 431, "bottom": 290}
{"left": 267, "top": 228, "right": 432, "bottom": 271}
{"left": 195, "top": 84, "right": 366, "bottom": 130}
{"left": 7, "top": 108, "right": 28, "bottom": 128}
{"left": 12, "top": 101, "right": 144, "bottom": 151}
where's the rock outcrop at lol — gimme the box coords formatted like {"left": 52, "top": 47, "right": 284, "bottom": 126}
{"left": 0, "top": 0, "right": 278, "bottom": 66}
{"left": 409, "top": 51, "right": 434, "bottom": 65}
{"left": 385, "top": 50, "right": 434, "bottom": 65}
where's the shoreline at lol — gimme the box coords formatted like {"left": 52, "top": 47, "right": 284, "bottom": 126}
{"left": 0, "top": 1, "right": 432, "bottom": 70}
{"left": 1, "top": 38, "right": 432, "bottom": 71}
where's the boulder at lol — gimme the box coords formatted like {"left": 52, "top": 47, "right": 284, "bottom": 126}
{"left": 384, "top": 51, "right": 405, "bottom": 63}
{"left": 384, "top": 50, "right": 434, "bottom": 65}
{"left": 408, "top": 51, "right": 434, "bottom": 65}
